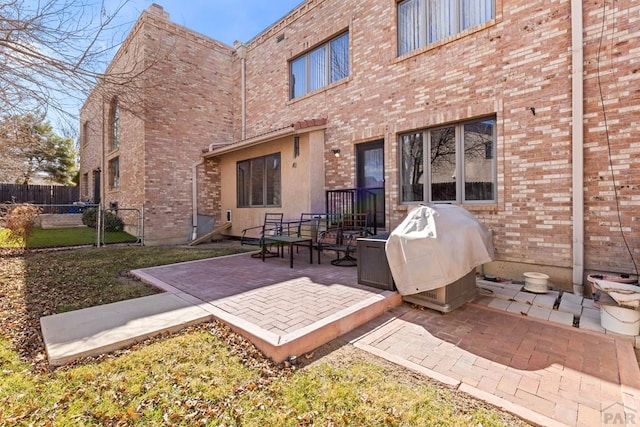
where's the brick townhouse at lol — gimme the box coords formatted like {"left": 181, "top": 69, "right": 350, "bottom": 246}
{"left": 79, "top": 0, "right": 640, "bottom": 290}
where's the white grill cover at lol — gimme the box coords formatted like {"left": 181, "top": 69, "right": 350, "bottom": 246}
{"left": 385, "top": 205, "right": 494, "bottom": 295}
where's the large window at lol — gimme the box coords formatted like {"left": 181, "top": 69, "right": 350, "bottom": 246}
{"left": 400, "top": 117, "right": 496, "bottom": 203}
{"left": 108, "top": 157, "right": 120, "bottom": 190}
{"left": 237, "top": 153, "right": 281, "bottom": 207}
{"left": 109, "top": 98, "right": 120, "bottom": 151}
{"left": 398, "top": 0, "right": 494, "bottom": 55}
{"left": 290, "top": 32, "right": 349, "bottom": 99}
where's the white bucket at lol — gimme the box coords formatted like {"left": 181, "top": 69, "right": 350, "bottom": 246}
{"left": 600, "top": 305, "right": 640, "bottom": 336}
{"left": 523, "top": 272, "right": 549, "bottom": 293}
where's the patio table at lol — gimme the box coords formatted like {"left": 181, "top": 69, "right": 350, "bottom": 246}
{"left": 263, "top": 235, "right": 313, "bottom": 268}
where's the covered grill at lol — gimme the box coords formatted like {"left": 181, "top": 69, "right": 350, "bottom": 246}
{"left": 385, "top": 204, "right": 494, "bottom": 312}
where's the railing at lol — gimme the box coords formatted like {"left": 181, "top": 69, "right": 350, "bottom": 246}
{"left": 326, "top": 187, "right": 381, "bottom": 236}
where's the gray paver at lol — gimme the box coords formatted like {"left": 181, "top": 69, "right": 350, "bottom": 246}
{"left": 506, "top": 301, "right": 531, "bottom": 315}
{"left": 548, "top": 310, "right": 574, "bottom": 326}
{"left": 558, "top": 298, "right": 583, "bottom": 316}
{"left": 533, "top": 293, "right": 558, "bottom": 310}
{"left": 581, "top": 306, "right": 600, "bottom": 320}
{"left": 579, "top": 316, "right": 605, "bottom": 333}
{"left": 513, "top": 291, "right": 536, "bottom": 305}
{"left": 527, "top": 305, "right": 553, "bottom": 321}
{"left": 488, "top": 298, "right": 511, "bottom": 311}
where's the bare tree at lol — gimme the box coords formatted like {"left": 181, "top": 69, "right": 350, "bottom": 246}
{"left": 0, "top": 0, "right": 155, "bottom": 126}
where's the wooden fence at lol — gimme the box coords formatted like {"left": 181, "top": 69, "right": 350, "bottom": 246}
{"left": 0, "top": 183, "right": 79, "bottom": 205}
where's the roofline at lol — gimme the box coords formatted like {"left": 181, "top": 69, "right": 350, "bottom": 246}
{"left": 202, "top": 121, "right": 327, "bottom": 158}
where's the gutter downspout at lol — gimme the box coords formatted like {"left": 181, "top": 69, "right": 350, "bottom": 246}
{"left": 234, "top": 42, "right": 247, "bottom": 140}
{"left": 191, "top": 158, "right": 204, "bottom": 241}
{"left": 571, "top": 0, "right": 584, "bottom": 288}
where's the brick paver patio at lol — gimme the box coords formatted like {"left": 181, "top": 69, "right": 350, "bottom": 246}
{"left": 135, "top": 249, "right": 640, "bottom": 427}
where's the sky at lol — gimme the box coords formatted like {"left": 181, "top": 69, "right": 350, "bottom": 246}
{"left": 111, "top": 0, "right": 304, "bottom": 47}
{"left": 46, "top": 1, "right": 303, "bottom": 133}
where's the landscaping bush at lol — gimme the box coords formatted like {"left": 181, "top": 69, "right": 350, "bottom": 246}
{"left": 82, "top": 207, "right": 97, "bottom": 228}
{"left": 82, "top": 208, "right": 124, "bottom": 232}
{"left": 4, "top": 203, "right": 41, "bottom": 243}
{"left": 104, "top": 211, "right": 124, "bottom": 232}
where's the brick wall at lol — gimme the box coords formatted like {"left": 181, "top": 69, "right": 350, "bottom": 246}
{"left": 80, "top": 0, "right": 640, "bottom": 280}
{"left": 80, "top": 4, "right": 235, "bottom": 245}
{"left": 236, "top": 0, "right": 639, "bottom": 278}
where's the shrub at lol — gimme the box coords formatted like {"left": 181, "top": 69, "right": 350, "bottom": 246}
{"left": 82, "top": 208, "right": 97, "bottom": 228}
{"left": 5, "top": 204, "right": 41, "bottom": 243}
{"left": 82, "top": 208, "right": 124, "bottom": 232}
{"left": 104, "top": 211, "right": 124, "bottom": 232}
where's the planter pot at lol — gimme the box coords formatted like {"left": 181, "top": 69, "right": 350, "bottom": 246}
{"left": 523, "top": 272, "right": 549, "bottom": 294}
{"left": 600, "top": 305, "right": 640, "bottom": 336}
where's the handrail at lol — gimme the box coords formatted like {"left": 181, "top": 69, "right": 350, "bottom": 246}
{"left": 326, "top": 187, "right": 381, "bottom": 235}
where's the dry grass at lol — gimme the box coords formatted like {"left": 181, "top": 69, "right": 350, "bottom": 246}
{"left": 0, "top": 245, "right": 531, "bottom": 426}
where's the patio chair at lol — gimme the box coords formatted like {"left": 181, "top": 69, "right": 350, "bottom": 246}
{"left": 240, "top": 212, "right": 284, "bottom": 258}
{"left": 318, "top": 213, "right": 368, "bottom": 266}
{"left": 288, "top": 213, "right": 339, "bottom": 263}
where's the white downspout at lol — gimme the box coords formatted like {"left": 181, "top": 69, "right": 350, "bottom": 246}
{"left": 571, "top": 0, "right": 584, "bottom": 288}
{"left": 191, "top": 158, "right": 204, "bottom": 241}
{"left": 234, "top": 42, "right": 247, "bottom": 140}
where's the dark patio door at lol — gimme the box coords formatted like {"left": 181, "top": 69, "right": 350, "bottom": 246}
{"left": 356, "top": 140, "right": 385, "bottom": 230}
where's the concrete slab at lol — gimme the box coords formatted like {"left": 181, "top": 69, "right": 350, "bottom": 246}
{"left": 560, "top": 292, "right": 583, "bottom": 306}
{"left": 506, "top": 301, "right": 530, "bottom": 315}
{"left": 581, "top": 306, "right": 600, "bottom": 320}
{"left": 512, "top": 291, "right": 535, "bottom": 305}
{"left": 41, "top": 294, "right": 212, "bottom": 366}
{"left": 548, "top": 310, "right": 574, "bottom": 326}
{"left": 527, "top": 305, "right": 552, "bottom": 321}
{"left": 532, "top": 293, "right": 558, "bottom": 310}
{"left": 579, "top": 316, "right": 605, "bottom": 333}
{"left": 558, "top": 298, "right": 583, "bottom": 317}
{"left": 487, "top": 298, "right": 511, "bottom": 311}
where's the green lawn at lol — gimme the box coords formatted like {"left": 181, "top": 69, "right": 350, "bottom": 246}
{"left": 0, "top": 246, "right": 528, "bottom": 426}
{"left": 0, "top": 226, "right": 137, "bottom": 248}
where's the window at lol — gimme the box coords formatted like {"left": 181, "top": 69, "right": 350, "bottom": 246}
{"left": 399, "top": 117, "right": 496, "bottom": 203}
{"left": 237, "top": 153, "right": 281, "bottom": 207}
{"left": 108, "top": 157, "right": 120, "bottom": 190}
{"left": 109, "top": 98, "right": 120, "bottom": 151}
{"left": 82, "top": 121, "right": 89, "bottom": 147}
{"left": 290, "top": 32, "right": 349, "bottom": 99}
{"left": 82, "top": 172, "right": 89, "bottom": 199}
{"left": 398, "top": 0, "right": 494, "bottom": 55}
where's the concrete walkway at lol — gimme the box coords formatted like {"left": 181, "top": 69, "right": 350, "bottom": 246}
{"left": 40, "top": 250, "right": 640, "bottom": 427}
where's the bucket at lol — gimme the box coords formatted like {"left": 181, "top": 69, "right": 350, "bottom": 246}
{"left": 600, "top": 305, "right": 640, "bottom": 336}
{"left": 523, "top": 272, "right": 549, "bottom": 293}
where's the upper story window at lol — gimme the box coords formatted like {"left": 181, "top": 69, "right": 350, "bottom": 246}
{"left": 290, "top": 32, "right": 349, "bottom": 99}
{"left": 82, "top": 121, "right": 89, "bottom": 147}
{"left": 398, "top": 0, "right": 495, "bottom": 55}
{"left": 400, "top": 117, "right": 496, "bottom": 204}
{"left": 108, "top": 98, "right": 120, "bottom": 151}
{"left": 237, "top": 153, "right": 281, "bottom": 207}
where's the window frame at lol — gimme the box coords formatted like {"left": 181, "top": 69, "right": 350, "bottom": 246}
{"left": 236, "top": 153, "right": 282, "bottom": 208}
{"left": 108, "top": 157, "right": 120, "bottom": 190}
{"left": 397, "top": 0, "right": 495, "bottom": 56}
{"left": 108, "top": 98, "right": 120, "bottom": 152}
{"left": 399, "top": 117, "right": 497, "bottom": 205}
{"left": 289, "top": 31, "right": 350, "bottom": 99}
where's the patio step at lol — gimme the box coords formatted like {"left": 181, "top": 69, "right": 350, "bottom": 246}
{"left": 40, "top": 293, "right": 212, "bottom": 366}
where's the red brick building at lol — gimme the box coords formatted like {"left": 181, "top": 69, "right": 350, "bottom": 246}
{"left": 80, "top": 0, "right": 640, "bottom": 290}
